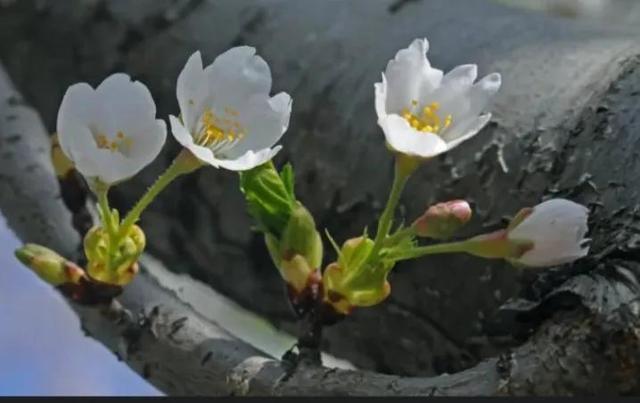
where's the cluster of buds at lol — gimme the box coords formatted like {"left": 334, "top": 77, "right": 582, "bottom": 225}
{"left": 322, "top": 236, "right": 392, "bottom": 315}
{"left": 14, "top": 222, "right": 147, "bottom": 302}
{"left": 83, "top": 224, "right": 146, "bottom": 286}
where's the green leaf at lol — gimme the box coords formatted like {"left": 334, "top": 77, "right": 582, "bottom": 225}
{"left": 239, "top": 161, "right": 296, "bottom": 237}
{"left": 280, "top": 163, "right": 295, "bottom": 199}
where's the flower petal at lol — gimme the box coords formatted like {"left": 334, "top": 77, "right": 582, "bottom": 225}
{"left": 467, "top": 72, "right": 502, "bottom": 119}
{"left": 220, "top": 92, "right": 292, "bottom": 159}
{"left": 380, "top": 114, "right": 448, "bottom": 158}
{"left": 383, "top": 38, "right": 443, "bottom": 115}
{"left": 205, "top": 46, "right": 272, "bottom": 113}
{"left": 509, "top": 199, "right": 590, "bottom": 267}
{"left": 125, "top": 119, "right": 167, "bottom": 167}
{"left": 169, "top": 115, "right": 219, "bottom": 167}
{"left": 429, "top": 64, "right": 478, "bottom": 119}
{"left": 215, "top": 146, "right": 282, "bottom": 171}
{"left": 57, "top": 82, "right": 100, "bottom": 161}
{"left": 176, "top": 51, "right": 209, "bottom": 134}
{"left": 374, "top": 74, "right": 388, "bottom": 120}
{"left": 441, "top": 113, "right": 492, "bottom": 149}
{"left": 95, "top": 73, "right": 158, "bottom": 134}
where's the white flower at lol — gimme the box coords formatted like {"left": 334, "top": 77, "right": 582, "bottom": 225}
{"left": 170, "top": 47, "right": 292, "bottom": 171}
{"left": 57, "top": 74, "right": 167, "bottom": 185}
{"left": 375, "top": 38, "right": 501, "bottom": 159}
{"left": 508, "top": 199, "right": 590, "bottom": 267}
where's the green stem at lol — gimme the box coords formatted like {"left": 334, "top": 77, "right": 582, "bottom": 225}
{"left": 369, "top": 157, "right": 417, "bottom": 261}
{"left": 387, "top": 240, "right": 471, "bottom": 262}
{"left": 119, "top": 149, "right": 201, "bottom": 238}
{"left": 96, "top": 186, "right": 115, "bottom": 236}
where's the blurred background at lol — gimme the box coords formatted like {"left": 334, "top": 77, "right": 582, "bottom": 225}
{"left": 1, "top": 0, "right": 639, "bottom": 396}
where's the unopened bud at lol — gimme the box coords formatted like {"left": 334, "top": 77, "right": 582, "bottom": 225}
{"left": 84, "top": 226, "right": 108, "bottom": 262}
{"left": 279, "top": 203, "right": 323, "bottom": 270}
{"left": 323, "top": 261, "right": 392, "bottom": 315}
{"left": 321, "top": 236, "right": 393, "bottom": 314}
{"left": 15, "top": 244, "right": 85, "bottom": 286}
{"left": 413, "top": 200, "right": 472, "bottom": 240}
{"left": 85, "top": 225, "right": 146, "bottom": 286}
{"left": 339, "top": 236, "right": 374, "bottom": 270}
{"left": 465, "top": 199, "right": 590, "bottom": 268}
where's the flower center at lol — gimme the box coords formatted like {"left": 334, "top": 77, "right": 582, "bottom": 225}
{"left": 95, "top": 131, "right": 133, "bottom": 153}
{"left": 195, "top": 107, "right": 246, "bottom": 152}
{"left": 401, "top": 101, "right": 452, "bottom": 134}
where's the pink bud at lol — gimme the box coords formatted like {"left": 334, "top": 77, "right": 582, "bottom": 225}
{"left": 413, "top": 200, "right": 472, "bottom": 239}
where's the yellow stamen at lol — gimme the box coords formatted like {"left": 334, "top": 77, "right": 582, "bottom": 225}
{"left": 196, "top": 107, "right": 246, "bottom": 148}
{"left": 96, "top": 133, "right": 110, "bottom": 149}
{"left": 95, "top": 131, "right": 134, "bottom": 153}
{"left": 402, "top": 100, "right": 453, "bottom": 135}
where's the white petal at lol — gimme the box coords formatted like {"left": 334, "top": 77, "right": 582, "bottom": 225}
{"left": 215, "top": 146, "right": 282, "bottom": 171}
{"left": 95, "top": 73, "right": 157, "bottom": 134}
{"left": 429, "top": 64, "right": 478, "bottom": 119}
{"left": 169, "top": 115, "right": 219, "bottom": 167}
{"left": 383, "top": 38, "right": 443, "bottom": 115}
{"left": 125, "top": 119, "right": 167, "bottom": 167}
{"left": 466, "top": 72, "right": 502, "bottom": 119}
{"left": 64, "top": 122, "right": 139, "bottom": 184}
{"left": 205, "top": 46, "right": 272, "bottom": 113}
{"left": 441, "top": 64, "right": 478, "bottom": 90}
{"left": 379, "top": 114, "right": 448, "bottom": 158}
{"left": 58, "top": 121, "right": 103, "bottom": 178}
{"left": 57, "top": 82, "right": 100, "bottom": 161}
{"left": 509, "top": 199, "right": 590, "bottom": 267}
{"left": 374, "top": 74, "right": 388, "bottom": 120}
{"left": 176, "top": 51, "right": 209, "bottom": 133}
{"left": 220, "top": 92, "right": 291, "bottom": 159}
{"left": 442, "top": 113, "right": 492, "bottom": 148}
{"left": 170, "top": 115, "right": 280, "bottom": 171}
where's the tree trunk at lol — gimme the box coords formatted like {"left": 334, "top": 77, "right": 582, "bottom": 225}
{"left": 1, "top": 0, "right": 640, "bottom": 395}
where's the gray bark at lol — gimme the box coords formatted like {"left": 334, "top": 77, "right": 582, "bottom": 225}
{"left": 1, "top": 0, "right": 640, "bottom": 395}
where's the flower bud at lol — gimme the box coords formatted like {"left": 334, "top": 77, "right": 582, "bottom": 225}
{"left": 464, "top": 199, "right": 590, "bottom": 268}
{"left": 84, "top": 224, "right": 146, "bottom": 286}
{"left": 322, "top": 237, "right": 393, "bottom": 314}
{"left": 323, "top": 262, "right": 392, "bottom": 315}
{"left": 267, "top": 203, "right": 323, "bottom": 302}
{"left": 413, "top": 199, "right": 472, "bottom": 239}
{"left": 15, "top": 244, "right": 85, "bottom": 286}
{"left": 83, "top": 226, "right": 108, "bottom": 262}
{"left": 506, "top": 199, "right": 590, "bottom": 267}
{"left": 279, "top": 203, "right": 323, "bottom": 270}
{"left": 339, "top": 236, "right": 374, "bottom": 270}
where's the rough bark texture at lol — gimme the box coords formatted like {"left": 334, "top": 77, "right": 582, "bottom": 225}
{"left": 1, "top": 0, "right": 640, "bottom": 396}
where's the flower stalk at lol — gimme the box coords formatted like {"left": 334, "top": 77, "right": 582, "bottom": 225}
{"left": 369, "top": 155, "right": 419, "bottom": 261}
{"left": 119, "top": 149, "right": 201, "bottom": 237}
